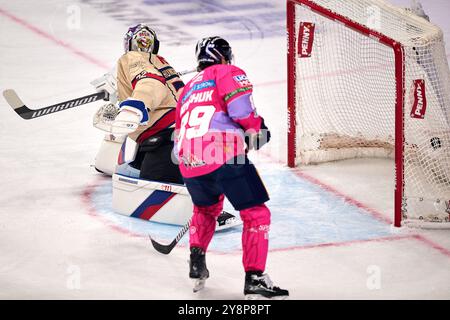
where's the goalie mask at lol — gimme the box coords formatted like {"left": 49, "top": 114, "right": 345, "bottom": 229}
{"left": 124, "top": 23, "right": 159, "bottom": 54}
{"left": 195, "top": 36, "right": 233, "bottom": 71}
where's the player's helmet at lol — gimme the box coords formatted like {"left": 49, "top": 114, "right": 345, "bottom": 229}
{"left": 195, "top": 36, "right": 233, "bottom": 71}
{"left": 124, "top": 23, "right": 159, "bottom": 54}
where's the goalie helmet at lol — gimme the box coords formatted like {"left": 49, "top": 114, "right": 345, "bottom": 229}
{"left": 124, "top": 23, "right": 159, "bottom": 54}
{"left": 195, "top": 36, "right": 233, "bottom": 71}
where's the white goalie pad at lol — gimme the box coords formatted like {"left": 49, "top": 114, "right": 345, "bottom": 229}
{"left": 112, "top": 174, "right": 242, "bottom": 229}
{"left": 112, "top": 174, "right": 193, "bottom": 226}
{"left": 94, "top": 134, "right": 126, "bottom": 176}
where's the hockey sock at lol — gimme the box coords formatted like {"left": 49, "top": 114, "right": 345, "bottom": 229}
{"left": 189, "top": 195, "right": 224, "bottom": 252}
{"left": 240, "top": 204, "right": 271, "bottom": 272}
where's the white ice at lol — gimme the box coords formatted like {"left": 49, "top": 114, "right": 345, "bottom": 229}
{"left": 0, "top": 0, "right": 449, "bottom": 299}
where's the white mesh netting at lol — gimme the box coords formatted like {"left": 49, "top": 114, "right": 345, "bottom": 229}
{"left": 293, "top": 0, "right": 450, "bottom": 224}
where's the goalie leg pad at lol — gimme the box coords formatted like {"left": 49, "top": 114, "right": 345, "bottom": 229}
{"left": 95, "top": 135, "right": 126, "bottom": 176}
{"left": 112, "top": 174, "right": 193, "bottom": 225}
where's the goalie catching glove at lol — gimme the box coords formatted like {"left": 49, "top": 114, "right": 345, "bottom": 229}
{"left": 93, "top": 102, "right": 120, "bottom": 132}
{"left": 111, "top": 99, "right": 149, "bottom": 135}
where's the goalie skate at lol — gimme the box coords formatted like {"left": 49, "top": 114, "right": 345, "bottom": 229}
{"left": 216, "top": 211, "right": 241, "bottom": 231}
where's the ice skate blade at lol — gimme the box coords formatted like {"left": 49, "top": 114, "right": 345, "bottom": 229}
{"left": 193, "top": 278, "right": 206, "bottom": 293}
{"left": 245, "top": 294, "right": 289, "bottom": 300}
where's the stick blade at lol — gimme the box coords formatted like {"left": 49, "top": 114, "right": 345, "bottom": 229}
{"left": 2, "top": 89, "right": 33, "bottom": 119}
{"left": 149, "top": 235, "right": 175, "bottom": 255}
{"left": 3, "top": 89, "right": 25, "bottom": 110}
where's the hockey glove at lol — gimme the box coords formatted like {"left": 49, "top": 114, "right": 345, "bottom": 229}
{"left": 111, "top": 99, "right": 149, "bottom": 135}
{"left": 93, "top": 102, "right": 120, "bottom": 132}
{"left": 90, "top": 70, "right": 118, "bottom": 104}
{"left": 244, "top": 118, "right": 271, "bottom": 151}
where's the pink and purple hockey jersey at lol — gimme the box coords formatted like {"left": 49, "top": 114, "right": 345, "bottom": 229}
{"left": 175, "top": 64, "right": 263, "bottom": 178}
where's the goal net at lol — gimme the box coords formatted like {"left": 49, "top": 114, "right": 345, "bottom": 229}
{"left": 287, "top": 0, "right": 450, "bottom": 226}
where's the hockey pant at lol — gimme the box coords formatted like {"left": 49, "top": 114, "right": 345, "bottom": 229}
{"left": 129, "top": 128, "right": 183, "bottom": 184}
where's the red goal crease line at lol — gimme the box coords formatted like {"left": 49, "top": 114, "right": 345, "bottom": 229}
{"left": 81, "top": 177, "right": 145, "bottom": 239}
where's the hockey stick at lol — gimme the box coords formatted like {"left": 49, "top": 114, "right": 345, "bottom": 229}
{"left": 178, "top": 68, "right": 197, "bottom": 76}
{"left": 3, "top": 67, "right": 194, "bottom": 121}
{"left": 149, "top": 218, "right": 191, "bottom": 255}
{"left": 2, "top": 89, "right": 108, "bottom": 120}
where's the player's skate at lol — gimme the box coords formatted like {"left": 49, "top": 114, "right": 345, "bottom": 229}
{"left": 244, "top": 272, "right": 289, "bottom": 300}
{"left": 189, "top": 247, "right": 209, "bottom": 292}
{"left": 216, "top": 211, "right": 241, "bottom": 231}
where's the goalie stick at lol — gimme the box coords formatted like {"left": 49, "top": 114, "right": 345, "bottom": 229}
{"left": 149, "top": 218, "right": 191, "bottom": 255}
{"left": 2, "top": 89, "right": 108, "bottom": 120}
{"left": 3, "top": 68, "right": 196, "bottom": 121}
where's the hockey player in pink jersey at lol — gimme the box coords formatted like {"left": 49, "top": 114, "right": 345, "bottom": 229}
{"left": 175, "top": 36, "right": 289, "bottom": 299}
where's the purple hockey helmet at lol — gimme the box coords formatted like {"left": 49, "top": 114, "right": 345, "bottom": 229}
{"left": 123, "top": 23, "right": 159, "bottom": 54}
